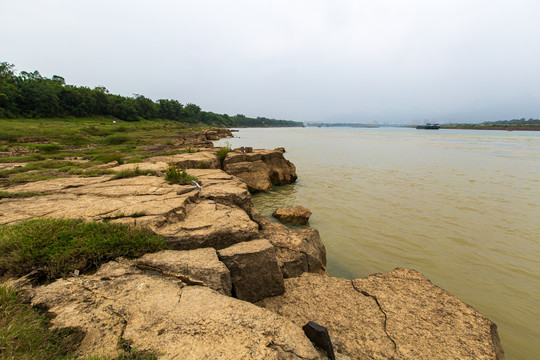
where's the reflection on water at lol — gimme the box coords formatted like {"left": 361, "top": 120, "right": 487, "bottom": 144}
{"left": 216, "top": 127, "right": 540, "bottom": 360}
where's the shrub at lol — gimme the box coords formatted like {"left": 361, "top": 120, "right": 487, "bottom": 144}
{"left": 90, "top": 153, "right": 125, "bottom": 165}
{"left": 110, "top": 166, "right": 156, "bottom": 180}
{"left": 103, "top": 134, "right": 131, "bottom": 145}
{"left": 165, "top": 164, "right": 199, "bottom": 185}
{"left": 0, "top": 218, "right": 166, "bottom": 281}
{"left": 216, "top": 141, "right": 232, "bottom": 167}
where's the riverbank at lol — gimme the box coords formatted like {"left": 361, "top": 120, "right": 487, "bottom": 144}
{"left": 1, "top": 125, "right": 504, "bottom": 359}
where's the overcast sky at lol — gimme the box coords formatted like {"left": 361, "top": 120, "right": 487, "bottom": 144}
{"left": 3, "top": 0, "right": 540, "bottom": 123}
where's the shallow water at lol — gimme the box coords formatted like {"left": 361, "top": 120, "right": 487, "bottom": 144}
{"left": 216, "top": 127, "right": 540, "bottom": 360}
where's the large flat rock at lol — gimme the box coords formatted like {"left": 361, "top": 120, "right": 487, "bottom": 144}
{"left": 145, "top": 151, "right": 220, "bottom": 169}
{"left": 135, "top": 248, "right": 232, "bottom": 296}
{"left": 29, "top": 261, "right": 322, "bottom": 360}
{"left": 258, "top": 270, "right": 504, "bottom": 360}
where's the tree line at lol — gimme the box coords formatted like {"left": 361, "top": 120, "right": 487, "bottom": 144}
{"left": 0, "top": 61, "right": 302, "bottom": 127}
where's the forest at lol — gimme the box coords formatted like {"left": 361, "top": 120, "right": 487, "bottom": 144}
{"left": 0, "top": 62, "right": 302, "bottom": 127}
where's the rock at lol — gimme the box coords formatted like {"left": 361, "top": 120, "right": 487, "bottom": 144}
{"left": 144, "top": 151, "right": 220, "bottom": 169}
{"left": 258, "top": 270, "right": 504, "bottom": 360}
{"left": 135, "top": 248, "right": 232, "bottom": 296}
{"left": 205, "top": 130, "right": 220, "bottom": 140}
{"left": 273, "top": 206, "right": 312, "bottom": 225}
{"left": 29, "top": 261, "right": 321, "bottom": 360}
{"left": 175, "top": 132, "right": 214, "bottom": 148}
{"left": 274, "top": 147, "right": 286, "bottom": 153}
{"left": 223, "top": 149, "right": 297, "bottom": 192}
{"left": 352, "top": 268, "right": 505, "bottom": 360}
{"left": 257, "top": 217, "right": 327, "bottom": 278}
{"left": 302, "top": 321, "right": 336, "bottom": 360}
{"left": 218, "top": 240, "right": 285, "bottom": 302}
{"left": 159, "top": 199, "right": 259, "bottom": 250}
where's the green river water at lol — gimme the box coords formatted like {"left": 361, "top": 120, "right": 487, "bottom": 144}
{"left": 216, "top": 127, "right": 539, "bottom": 360}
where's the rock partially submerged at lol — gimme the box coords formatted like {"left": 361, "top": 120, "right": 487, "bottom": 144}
{"left": 273, "top": 206, "right": 312, "bottom": 225}
{"left": 224, "top": 149, "right": 297, "bottom": 192}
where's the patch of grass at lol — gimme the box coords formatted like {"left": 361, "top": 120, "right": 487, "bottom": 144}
{"left": 0, "top": 218, "right": 166, "bottom": 281}
{"left": 184, "top": 146, "right": 199, "bottom": 153}
{"left": 109, "top": 166, "right": 156, "bottom": 180}
{"left": 0, "top": 191, "right": 46, "bottom": 199}
{"left": 90, "top": 153, "right": 125, "bottom": 165}
{"left": 126, "top": 156, "right": 144, "bottom": 163}
{"left": 80, "top": 169, "right": 117, "bottom": 177}
{"left": 216, "top": 141, "right": 232, "bottom": 167}
{"left": 0, "top": 285, "right": 83, "bottom": 360}
{"left": 31, "top": 143, "right": 63, "bottom": 153}
{"left": 0, "top": 154, "right": 45, "bottom": 163}
{"left": 164, "top": 164, "right": 199, "bottom": 185}
{"left": 103, "top": 134, "right": 131, "bottom": 145}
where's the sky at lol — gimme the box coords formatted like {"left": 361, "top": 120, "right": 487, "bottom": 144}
{"left": 2, "top": 0, "right": 540, "bottom": 123}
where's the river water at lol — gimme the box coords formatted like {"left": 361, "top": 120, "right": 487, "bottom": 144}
{"left": 215, "top": 127, "right": 539, "bottom": 360}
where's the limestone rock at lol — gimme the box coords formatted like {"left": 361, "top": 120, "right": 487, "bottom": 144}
{"left": 175, "top": 132, "right": 214, "bottom": 148}
{"left": 223, "top": 149, "right": 297, "bottom": 192}
{"left": 258, "top": 270, "right": 504, "bottom": 360}
{"left": 273, "top": 206, "right": 312, "bottom": 225}
{"left": 205, "top": 130, "right": 220, "bottom": 140}
{"left": 218, "top": 240, "right": 285, "bottom": 302}
{"left": 159, "top": 199, "right": 259, "bottom": 250}
{"left": 135, "top": 248, "right": 232, "bottom": 296}
{"left": 30, "top": 261, "right": 321, "bottom": 360}
{"left": 257, "top": 217, "right": 327, "bottom": 278}
{"left": 352, "top": 268, "right": 504, "bottom": 360}
{"left": 145, "top": 151, "right": 220, "bottom": 169}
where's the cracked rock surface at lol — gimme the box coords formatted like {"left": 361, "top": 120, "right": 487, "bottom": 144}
{"left": 29, "top": 261, "right": 322, "bottom": 360}
{"left": 258, "top": 270, "right": 504, "bottom": 360}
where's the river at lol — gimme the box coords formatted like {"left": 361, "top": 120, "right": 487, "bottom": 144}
{"left": 215, "top": 127, "right": 539, "bottom": 360}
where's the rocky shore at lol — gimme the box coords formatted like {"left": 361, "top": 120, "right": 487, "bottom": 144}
{"left": 0, "top": 130, "right": 504, "bottom": 359}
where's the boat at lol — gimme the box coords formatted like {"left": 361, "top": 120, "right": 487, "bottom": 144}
{"left": 416, "top": 123, "right": 440, "bottom": 130}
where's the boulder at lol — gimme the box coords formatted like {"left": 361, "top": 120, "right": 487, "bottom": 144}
{"left": 258, "top": 270, "right": 504, "bottom": 360}
{"left": 272, "top": 206, "right": 312, "bottom": 225}
{"left": 256, "top": 216, "right": 327, "bottom": 278}
{"left": 175, "top": 132, "right": 213, "bottom": 148}
{"left": 223, "top": 149, "right": 297, "bottom": 192}
{"left": 28, "top": 260, "right": 322, "bottom": 360}
{"left": 218, "top": 240, "right": 285, "bottom": 302}
{"left": 205, "top": 130, "right": 220, "bottom": 140}
{"left": 135, "top": 248, "right": 232, "bottom": 296}
{"left": 159, "top": 199, "right": 259, "bottom": 250}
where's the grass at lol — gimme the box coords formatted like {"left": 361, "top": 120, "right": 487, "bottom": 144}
{"left": 0, "top": 191, "right": 45, "bottom": 199}
{"left": 164, "top": 164, "right": 199, "bottom": 185}
{"left": 0, "top": 219, "right": 166, "bottom": 282}
{"left": 109, "top": 166, "right": 157, "bottom": 180}
{"left": 0, "top": 285, "right": 84, "bottom": 360}
{"left": 0, "top": 285, "right": 158, "bottom": 360}
{"left": 0, "top": 117, "right": 216, "bottom": 185}
{"left": 216, "top": 141, "right": 232, "bottom": 167}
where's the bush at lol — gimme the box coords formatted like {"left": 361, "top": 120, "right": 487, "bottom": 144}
{"left": 90, "top": 153, "right": 125, "bottom": 165}
{"left": 110, "top": 166, "right": 156, "bottom": 180}
{"left": 103, "top": 134, "right": 131, "bottom": 145}
{"left": 216, "top": 141, "right": 232, "bottom": 167}
{"left": 0, "top": 219, "right": 166, "bottom": 281}
{"left": 164, "top": 164, "right": 199, "bottom": 185}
